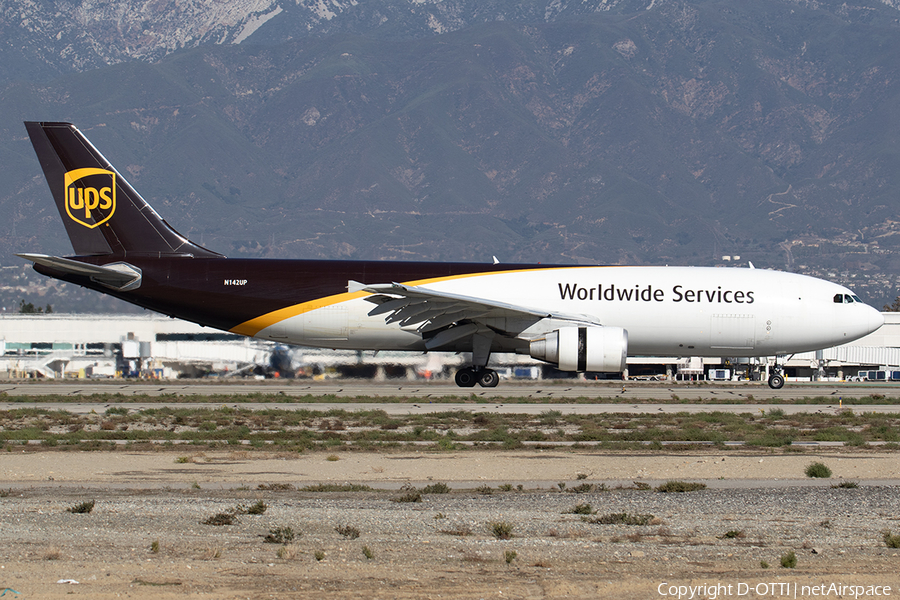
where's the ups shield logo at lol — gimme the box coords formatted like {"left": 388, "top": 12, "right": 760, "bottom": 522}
{"left": 64, "top": 168, "right": 116, "bottom": 228}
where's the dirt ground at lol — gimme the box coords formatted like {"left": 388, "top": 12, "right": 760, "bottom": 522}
{"left": 1, "top": 449, "right": 899, "bottom": 599}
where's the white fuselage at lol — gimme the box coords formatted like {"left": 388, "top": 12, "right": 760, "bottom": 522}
{"left": 258, "top": 266, "right": 884, "bottom": 358}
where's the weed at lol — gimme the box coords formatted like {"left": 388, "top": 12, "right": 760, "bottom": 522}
{"left": 258, "top": 483, "right": 296, "bottom": 491}
{"left": 780, "top": 550, "right": 797, "bottom": 568}
{"left": 819, "top": 519, "right": 832, "bottom": 529}
{"left": 557, "top": 482, "right": 566, "bottom": 491}
{"left": 721, "top": 530, "right": 745, "bottom": 539}
{"left": 490, "top": 521, "right": 514, "bottom": 540}
{"left": 66, "top": 500, "right": 95, "bottom": 514}
{"left": 132, "top": 579, "right": 181, "bottom": 587}
{"left": 264, "top": 526, "right": 296, "bottom": 544}
{"left": 517, "top": 484, "right": 524, "bottom": 491}
{"left": 504, "top": 549, "right": 518, "bottom": 564}
{"left": 326, "top": 454, "right": 340, "bottom": 461}
{"left": 314, "top": 550, "right": 325, "bottom": 561}
{"left": 805, "top": 462, "right": 832, "bottom": 478}
{"left": 632, "top": 481, "right": 651, "bottom": 490}
{"left": 174, "top": 456, "right": 190, "bottom": 464}
{"left": 655, "top": 481, "right": 706, "bottom": 493}
{"left": 434, "top": 512, "right": 446, "bottom": 519}
{"left": 43, "top": 547, "right": 62, "bottom": 560}
{"left": 568, "top": 503, "right": 594, "bottom": 515}
{"left": 276, "top": 545, "right": 299, "bottom": 560}
{"left": 202, "top": 512, "right": 235, "bottom": 526}
{"left": 246, "top": 500, "right": 268, "bottom": 515}
{"left": 302, "top": 483, "right": 374, "bottom": 492}
{"left": 590, "top": 512, "right": 655, "bottom": 526}
{"left": 150, "top": 540, "right": 160, "bottom": 553}
{"left": 335, "top": 524, "right": 361, "bottom": 539}
{"left": 422, "top": 482, "right": 451, "bottom": 494}
{"left": 393, "top": 484, "right": 422, "bottom": 503}
{"left": 440, "top": 524, "right": 473, "bottom": 536}
{"left": 832, "top": 480, "right": 858, "bottom": 489}
{"left": 362, "top": 545, "right": 374, "bottom": 560}
{"left": 475, "top": 485, "right": 493, "bottom": 495}
{"left": 576, "top": 473, "right": 588, "bottom": 480}
{"left": 201, "top": 547, "right": 222, "bottom": 560}
{"left": 883, "top": 530, "right": 900, "bottom": 548}
{"left": 191, "top": 481, "right": 201, "bottom": 489}
{"left": 569, "top": 483, "right": 595, "bottom": 494}
{"left": 760, "top": 560, "right": 770, "bottom": 569}
{"left": 498, "top": 483, "right": 514, "bottom": 492}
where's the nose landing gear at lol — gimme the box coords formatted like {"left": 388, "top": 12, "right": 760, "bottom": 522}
{"left": 767, "top": 362, "right": 785, "bottom": 390}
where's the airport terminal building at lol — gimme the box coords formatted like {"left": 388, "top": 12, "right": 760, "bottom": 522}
{"left": 0, "top": 313, "right": 898, "bottom": 383}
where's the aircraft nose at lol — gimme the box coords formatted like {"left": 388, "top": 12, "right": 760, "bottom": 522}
{"left": 867, "top": 307, "right": 885, "bottom": 334}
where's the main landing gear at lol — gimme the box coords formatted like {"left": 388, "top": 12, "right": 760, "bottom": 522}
{"left": 455, "top": 367, "right": 499, "bottom": 388}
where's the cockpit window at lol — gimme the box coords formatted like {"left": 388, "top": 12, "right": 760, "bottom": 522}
{"left": 833, "top": 293, "right": 856, "bottom": 304}
{"left": 834, "top": 294, "right": 844, "bottom": 303}
{"left": 852, "top": 295, "right": 862, "bottom": 303}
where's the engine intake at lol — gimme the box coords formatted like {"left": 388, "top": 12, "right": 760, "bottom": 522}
{"left": 529, "top": 326, "right": 627, "bottom": 372}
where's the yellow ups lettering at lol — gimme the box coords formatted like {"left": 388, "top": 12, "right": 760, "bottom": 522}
{"left": 63, "top": 168, "right": 116, "bottom": 228}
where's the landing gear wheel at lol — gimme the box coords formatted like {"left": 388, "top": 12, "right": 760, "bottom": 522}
{"left": 768, "top": 373, "right": 785, "bottom": 389}
{"left": 478, "top": 369, "right": 499, "bottom": 388}
{"left": 455, "top": 367, "right": 478, "bottom": 388}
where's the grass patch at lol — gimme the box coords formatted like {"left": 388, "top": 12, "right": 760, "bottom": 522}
{"left": 489, "top": 521, "right": 514, "bottom": 540}
{"left": 393, "top": 485, "right": 422, "bottom": 503}
{"left": 66, "top": 500, "right": 95, "bottom": 514}
{"left": 504, "top": 549, "right": 517, "bottom": 564}
{"left": 276, "top": 545, "right": 298, "bottom": 560}
{"left": 422, "top": 482, "right": 451, "bottom": 494}
{"left": 883, "top": 530, "right": 900, "bottom": 548}
{"left": 780, "top": 550, "right": 797, "bottom": 569}
{"left": 362, "top": 545, "right": 374, "bottom": 560}
{"left": 302, "top": 483, "right": 374, "bottom": 493}
{"left": 440, "top": 524, "right": 473, "bottom": 537}
{"left": 805, "top": 462, "right": 832, "bottom": 478}
{"left": 589, "top": 512, "right": 655, "bottom": 526}
{"left": 335, "top": 524, "right": 360, "bottom": 539}
{"left": 832, "top": 480, "right": 858, "bottom": 489}
{"left": 202, "top": 512, "right": 235, "bottom": 526}
{"left": 263, "top": 526, "right": 296, "bottom": 544}
{"left": 258, "top": 483, "right": 296, "bottom": 491}
{"left": 567, "top": 503, "right": 594, "bottom": 515}
{"left": 655, "top": 481, "right": 706, "bottom": 493}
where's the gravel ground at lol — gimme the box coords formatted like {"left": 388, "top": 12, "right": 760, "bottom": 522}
{"left": 1, "top": 450, "right": 900, "bottom": 599}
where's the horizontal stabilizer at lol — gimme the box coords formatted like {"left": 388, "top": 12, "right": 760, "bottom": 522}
{"left": 17, "top": 253, "right": 142, "bottom": 291}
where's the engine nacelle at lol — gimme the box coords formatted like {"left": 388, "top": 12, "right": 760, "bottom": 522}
{"left": 529, "top": 326, "right": 628, "bottom": 372}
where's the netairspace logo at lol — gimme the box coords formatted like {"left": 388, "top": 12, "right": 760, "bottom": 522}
{"left": 657, "top": 582, "right": 892, "bottom": 599}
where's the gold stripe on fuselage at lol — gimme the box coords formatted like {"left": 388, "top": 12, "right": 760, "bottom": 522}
{"left": 228, "top": 266, "right": 590, "bottom": 337}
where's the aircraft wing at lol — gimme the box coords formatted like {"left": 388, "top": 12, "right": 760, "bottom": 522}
{"left": 352, "top": 280, "right": 601, "bottom": 349}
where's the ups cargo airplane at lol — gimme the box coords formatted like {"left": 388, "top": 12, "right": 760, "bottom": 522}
{"left": 18, "top": 122, "right": 884, "bottom": 389}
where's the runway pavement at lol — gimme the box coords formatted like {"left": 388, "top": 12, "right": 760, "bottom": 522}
{"left": 1, "top": 380, "right": 899, "bottom": 400}
{"left": 3, "top": 401, "right": 900, "bottom": 415}
{"left": 0, "top": 380, "right": 898, "bottom": 414}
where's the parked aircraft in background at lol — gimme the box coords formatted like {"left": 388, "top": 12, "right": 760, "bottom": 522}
{"left": 19, "top": 122, "right": 884, "bottom": 388}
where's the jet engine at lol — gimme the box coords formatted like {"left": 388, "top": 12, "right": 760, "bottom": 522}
{"left": 529, "top": 326, "right": 627, "bottom": 372}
